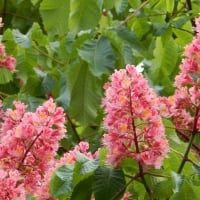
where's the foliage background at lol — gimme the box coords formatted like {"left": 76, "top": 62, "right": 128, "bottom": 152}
{"left": 1, "top": 0, "right": 200, "bottom": 199}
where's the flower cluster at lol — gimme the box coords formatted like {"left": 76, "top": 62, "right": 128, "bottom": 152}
{"left": 102, "top": 64, "right": 169, "bottom": 169}
{"left": 0, "top": 98, "right": 66, "bottom": 199}
{"left": 0, "top": 43, "right": 16, "bottom": 73}
{"left": 160, "top": 17, "right": 200, "bottom": 139}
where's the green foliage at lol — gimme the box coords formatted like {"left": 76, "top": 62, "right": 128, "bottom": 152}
{"left": 1, "top": 0, "right": 200, "bottom": 199}
{"left": 50, "top": 153, "right": 99, "bottom": 199}
{"left": 78, "top": 36, "right": 115, "bottom": 76}
{"left": 92, "top": 166, "right": 126, "bottom": 200}
{"left": 50, "top": 164, "right": 74, "bottom": 199}
{"left": 69, "top": 0, "right": 101, "bottom": 34}
{"left": 0, "top": 68, "right": 13, "bottom": 84}
{"left": 40, "top": 0, "right": 70, "bottom": 37}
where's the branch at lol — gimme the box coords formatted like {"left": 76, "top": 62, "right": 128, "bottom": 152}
{"left": 117, "top": 0, "right": 150, "bottom": 28}
{"left": 65, "top": 113, "right": 81, "bottom": 142}
{"left": 177, "top": 107, "right": 199, "bottom": 173}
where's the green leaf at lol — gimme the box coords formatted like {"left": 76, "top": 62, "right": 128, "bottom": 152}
{"left": 73, "top": 152, "right": 99, "bottom": 187}
{"left": 40, "top": 0, "right": 70, "bottom": 37}
{"left": 50, "top": 164, "right": 74, "bottom": 199}
{"left": 116, "top": 26, "right": 145, "bottom": 52}
{"left": 16, "top": 47, "right": 38, "bottom": 82}
{"left": 152, "top": 179, "right": 173, "bottom": 199}
{"left": 172, "top": 178, "right": 198, "bottom": 200}
{"left": 153, "top": 23, "right": 170, "bottom": 36}
{"left": 30, "top": 23, "right": 48, "bottom": 46}
{"left": 55, "top": 71, "right": 71, "bottom": 110}
{"left": 40, "top": 74, "right": 55, "bottom": 94}
{"left": 19, "top": 95, "right": 44, "bottom": 112}
{"left": 75, "top": 152, "right": 99, "bottom": 175}
{"left": 68, "top": 63, "right": 102, "bottom": 126}
{"left": 71, "top": 176, "right": 93, "bottom": 200}
{"left": 34, "top": 68, "right": 56, "bottom": 96}
{"left": 149, "top": 34, "right": 178, "bottom": 95}
{"left": 69, "top": 0, "right": 101, "bottom": 34}
{"left": 13, "top": 29, "right": 31, "bottom": 48}
{"left": 78, "top": 37, "right": 115, "bottom": 76}
{"left": 115, "top": 0, "right": 128, "bottom": 14}
{"left": 103, "top": 0, "right": 115, "bottom": 9}
{"left": 0, "top": 68, "right": 13, "bottom": 84}
{"left": 93, "top": 166, "right": 126, "bottom": 200}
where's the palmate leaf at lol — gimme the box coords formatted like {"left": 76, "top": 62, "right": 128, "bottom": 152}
{"left": 92, "top": 166, "right": 126, "bottom": 200}
{"left": 40, "top": 0, "right": 70, "bottom": 37}
{"left": 68, "top": 63, "right": 102, "bottom": 126}
{"left": 78, "top": 36, "right": 115, "bottom": 77}
{"left": 69, "top": 0, "right": 101, "bottom": 34}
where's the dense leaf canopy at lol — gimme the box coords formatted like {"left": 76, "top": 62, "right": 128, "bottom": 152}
{"left": 1, "top": 0, "right": 200, "bottom": 199}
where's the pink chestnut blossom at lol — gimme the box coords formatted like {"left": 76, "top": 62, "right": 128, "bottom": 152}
{"left": 0, "top": 98, "right": 66, "bottom": 199}
{"left": 102, "top": 64, "right": 169, "bottom": 169}
{"left": 163, "top": 17, "right": 200, "bottom": 137}
{"left": 1, "top": 56, "right": 16, "bottom": 72}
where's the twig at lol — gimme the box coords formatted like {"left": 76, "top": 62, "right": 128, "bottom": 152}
{"left": 111, "top": 173, "right": 140, "bottom": 200}
{"left": 0, "top": 91, "right": 10, "bottom": 97}
{"left": 117, "top": 0, "right": 150, "bottom": 28}
{"left": 32, "top": 45, "right": 65, "bottom": 66}
{"left": 128, "top": 86, "right": 152, "bottom": 197}
{"left": 18, "top": 131, "right": 42, "bottom": 169}
{"left": 145, "top": 172, "right": 171, "bottom": 179}
{"left": 65, "top": 113, "right": 81, "bottom": 142}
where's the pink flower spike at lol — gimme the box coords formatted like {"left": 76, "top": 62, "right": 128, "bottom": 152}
{"left": 102, "top": 64, "right": 169, "bottom": 169}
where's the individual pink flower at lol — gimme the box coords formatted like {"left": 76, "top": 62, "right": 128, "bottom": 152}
{"left": 121, "top": 192, "right": 131, "bottom": 200}
{"left": 1, "top": 56, "right": 16, "bottom": 72}
{"left": 0, "top": 44, "right": 5, "bottom": 55}
{"left": 102, "top": 64, "right": 169, "bottom": 169}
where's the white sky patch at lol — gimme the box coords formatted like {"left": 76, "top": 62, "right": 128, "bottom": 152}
{"left": 136, "top": 62, "right": 144, "bottom": 73}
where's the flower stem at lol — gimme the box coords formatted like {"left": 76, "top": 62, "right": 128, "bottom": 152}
{"left": 18, "top": 131, "right": 42, "bottom": 169}
{"left": 177, "top": 108, "right": 199, "bottom": 174}
{"left": 128, "top": 86, "right": 152, "bottom": 198}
